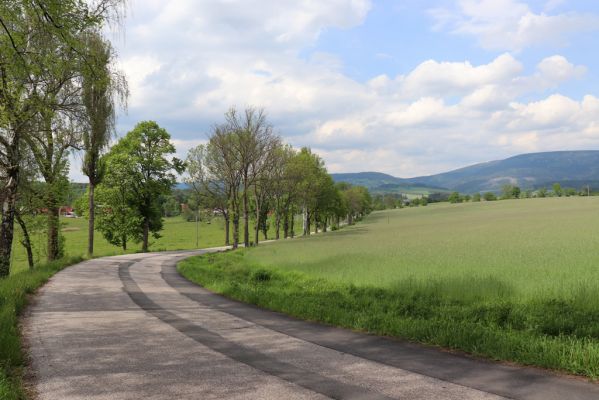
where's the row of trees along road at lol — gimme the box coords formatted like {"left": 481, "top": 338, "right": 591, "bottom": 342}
{"left": 0, "top": 2, "right": 371, "bottom": 276}
{"left": 0, "top": 1, "right": 127, "bottom": 277}
{"left": 85, "top": 108, "right": 372, "bottom": 253}
{"left": 184, "top": 107, "right": 373, "bottom": 249}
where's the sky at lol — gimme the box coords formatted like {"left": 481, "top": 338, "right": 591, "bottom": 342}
{"left": 70, "top": 0, "right": 599, "bottom": 181}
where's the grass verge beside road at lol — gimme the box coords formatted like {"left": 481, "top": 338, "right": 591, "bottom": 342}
{"left": 0, "top": 256, "right": 83, "bottom": 400}
{"left": 179, "top": 250, "right": 599, "bottom": 378}
{"left": 178, "top": 198, "right": 599, "bottom": 379}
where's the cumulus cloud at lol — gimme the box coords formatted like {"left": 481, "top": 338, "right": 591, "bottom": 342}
{"left": 102, "top": 0, "right": 599, "bottom": 180}
{"left": 430, "top": 0, "right": 599, "bottom": 52}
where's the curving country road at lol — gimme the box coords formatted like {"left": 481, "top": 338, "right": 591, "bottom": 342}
{"left": 23, "top": 250, "right": 599, "bottom": 400}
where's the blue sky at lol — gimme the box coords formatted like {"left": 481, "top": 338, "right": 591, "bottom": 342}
{"left": 309, "top": 0, "right": 599, "bottom": 97}
{"left": 70, "top": 0, "right": 599, "bottom": 180}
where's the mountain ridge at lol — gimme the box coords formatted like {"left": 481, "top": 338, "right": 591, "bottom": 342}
{"left": 331, "top": 150, "right": 599, "bottom": 193}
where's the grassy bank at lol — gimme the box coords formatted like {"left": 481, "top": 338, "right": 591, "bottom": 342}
{"left": 0, "top": 256, "right": 83, "bottom": 399}
{"left": 178, "top": 197, "right": 599, "bottom": 378}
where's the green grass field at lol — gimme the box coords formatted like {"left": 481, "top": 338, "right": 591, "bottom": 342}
{"left": 10, "top": 215, "right": 301, "bottom": 275}
{"left": 179, "top": 197, "right": 599, "bottom": 378}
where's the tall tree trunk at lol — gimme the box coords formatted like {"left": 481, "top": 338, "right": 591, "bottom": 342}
{"left": 283, "top": 211, "right": 289, "bottom": 239}
{"left": 275, "top": 212, "right": 281, "bottom": 240}
{"left": 243, "top": 189, "right": 250, "bottom": 247}
{"left": 260, "top": 207, "right": 268, "bottom": 241}
{"left": 302, "top": 205, "right": 308, "bottom": 236}
{"left": 232, "top": 214, "right": 239, "bottom": 249}
{"left": 142, "top": 218, "right": 149, "bottom": 252}
{"left": 305, "top": 210, "right": 311, "bottom": 236}
{"left": 46, "top": 185, "right": 60, "bottom": 261}
{"left": 254, "top": 200, "right": 260, "bottom": 246}
{"left": 322, "top": 217, "right": 327, "bottom": 233}
{"left": 15, "top": 212, "right": 34, "bottom": 270}
{"left": 0, "top": 169, "right": 18, "bottom": 277}
{"left": 87, "top": 181, "right": 95, "bottom": 256}
{"left": 122, "top": 235, "right": 127, "bottom": 251}
{"left": 224, "top": 213, "right": 230, "bottom": 246}
{"left": 290, "top": 207, "right": 295, "bottom": 238}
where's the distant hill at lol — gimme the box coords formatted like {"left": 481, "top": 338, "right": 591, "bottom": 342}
{"left": 333, "top": 151, "right": 599, "bottom": 194}
{"left": 406, "top": 151, "right": 599, "bottom": 193}
{"left": 330, "top": 172, "right": 449, "bottom": 195}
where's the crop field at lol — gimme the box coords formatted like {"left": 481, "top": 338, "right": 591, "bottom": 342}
{"left": 179, "top": 197, "right": 599, "bottom": 378}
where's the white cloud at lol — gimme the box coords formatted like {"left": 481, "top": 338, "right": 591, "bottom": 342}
{"left": 103, "top": 0, "right": 599, "bottom": 180}
{"left": 399, "top": 53, "right": 523, "bottom": 98}
{"left": 430, "top": 0, "right": 599, "bottom": 52}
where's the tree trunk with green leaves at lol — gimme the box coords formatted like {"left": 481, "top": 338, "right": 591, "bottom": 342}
{"left": 15, "top": 211, "right": 33, "bottom": 270}
{"left": 81, "top": 31, "right": 127, "bottom": 257}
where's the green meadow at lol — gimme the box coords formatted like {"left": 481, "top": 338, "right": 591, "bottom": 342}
{"left": 179, "top": 197, "right": 599, "bottom": 378}
{"left": 10, "top": 215, "right": 303, "bottom": 275}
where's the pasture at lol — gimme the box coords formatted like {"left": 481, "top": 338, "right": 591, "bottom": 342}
{"left": 179, "top": 197, "right": 599, "bottom": 378}
{"left": 10, "top": 215, "right": 301, "bottom": 275}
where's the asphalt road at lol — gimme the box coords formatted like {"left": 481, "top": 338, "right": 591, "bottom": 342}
{"left": 23, "top": 250, "right": 599, "bottom": 400}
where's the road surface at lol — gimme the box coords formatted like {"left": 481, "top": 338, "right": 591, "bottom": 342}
{"left": 23, "top": 250, "right": 599, "bottom": 400}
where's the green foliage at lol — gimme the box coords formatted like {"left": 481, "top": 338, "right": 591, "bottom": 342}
{"left": 179, "top": 198, "right": 599, "bottom": 378}
{"left": 95, "top": 154, "right": 143, "bottom": 250}
{"left": 564, "top": 188, "right": 577, "bottom": 197}
{"left": 501, "top": 184, "right": 521, "bottom": 199}
{"left": 448, "top": 191, "right": 462, "bottom": 203}
{"left": 537, "top": 187, "right": 547, "bottom": 198}
{"left": 483, "top": 192, "right": 497, "bottom": 201}
{"left": 472, "top": 193, "right": 481, "bottom": 202}
{"left": 98, "top": 121, "right": 184, "bottom": 251}
{"left": 553, "top": 183, "right": 563, "bottom": 197}
{"left": 161, "top": 195, "right": 181, "bottom": 217}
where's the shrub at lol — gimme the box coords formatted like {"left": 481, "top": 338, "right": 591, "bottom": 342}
{"left": 448, "top": 192, "right": 462, "bottom": 203}
{"left": 483, "top": 192, "right": 497, "bottom": 201}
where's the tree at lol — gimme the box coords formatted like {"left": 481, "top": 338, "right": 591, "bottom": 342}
{"left": 80, "top": 31, "right": 127, "bottom": 256}
{"left": 25, "top": 100, "right": 81, "bottom": 262}
{"left": 512, "top": 186, "right": 521, "bottom": 199}
{"left": 185, "top": 143, "right": 234, "bottom": 246}
{"left": 340, "top": 184, "right": 372, "bottom": 224}
{"left": 102, "top": 121, "right": 183, "bottom": 252}
{"left": 448, "top": 192, "right": 462, "bottom": 203}
{"left": 95, "top": 153, "right": 141, "bottom": 251}
{"left": 564, "top": 187, "right": 576, "bottom": 197}
{"left": 501, "top": 185, "right": 514, "bottom": 199}
{"left": 552, "top": 183, "right": 562, "bottom": 197}
{"left": 13, "top": 152, "right": 44, "bottom": 270}
{"left": 268, "top": 144, "right": 295, "bottom": 239}
{"left": 483, "top": 192, "right": 497, "bottom": 201}
{"left": 537, "top": 187, "right": 547, "bottom": 198}
{"left": 472, "top": 193, "right": 481, "bottom": 202}
{"left": 501, "top": 184, "right": 521, "bottom": 199}
{"left": 224, "top": 107, "right": 277, "bottom": 247}
{"left": 288, "top": 148, "right": 328, "bottom": 235}
{"left": 250, "top": 137, "right": 281, "bottom": 245}
{"left": 0, "top": 0, "right": 126, "bottom": 275}
{"left": 206, "top": 125, "right": 242, "bottom": 248}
